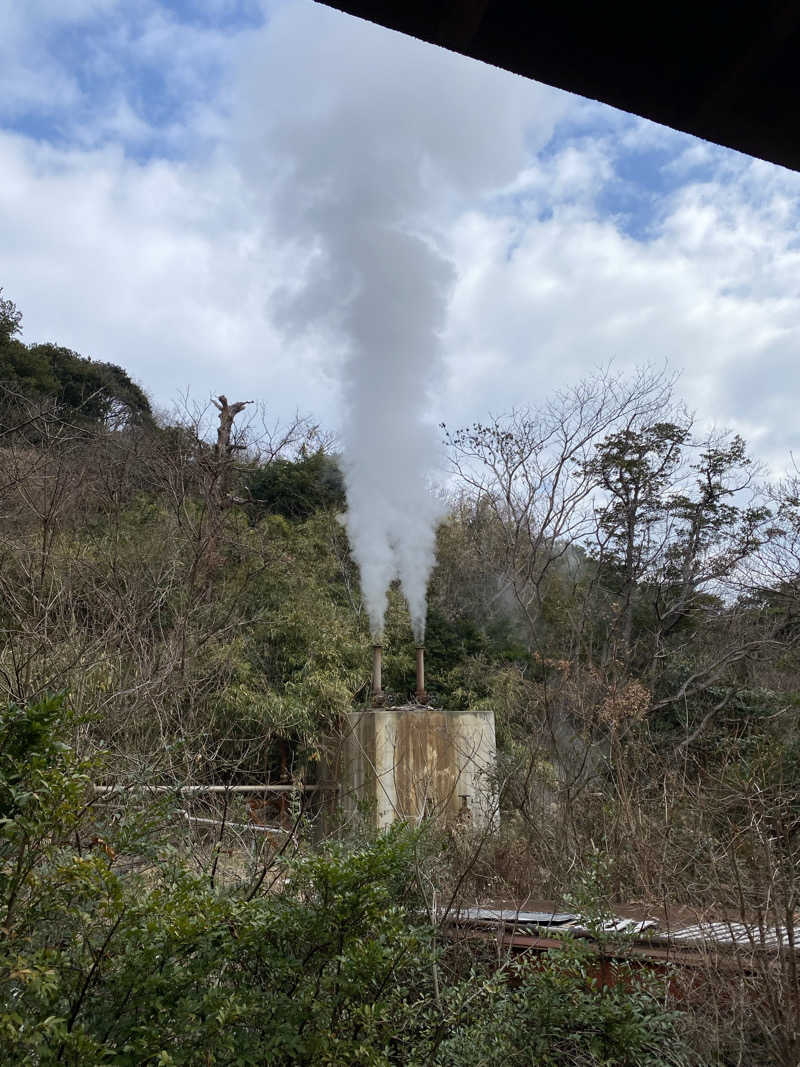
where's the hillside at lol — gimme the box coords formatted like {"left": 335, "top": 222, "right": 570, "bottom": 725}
{"left": 3, "top": 292, "right": 800, "bottom": 1063}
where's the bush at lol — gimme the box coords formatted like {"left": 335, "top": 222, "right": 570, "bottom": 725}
{"left": 0, "top": 697, "right": 689, "bottom": 1065}
{"left": 437, "top": 938, "right": 690, "bottom": 1067}
{"left": 244, "top": 449, "right": 345, "bottom": 523}
{"left": 0, "top": 699, "right": 434, "bottom": 1063}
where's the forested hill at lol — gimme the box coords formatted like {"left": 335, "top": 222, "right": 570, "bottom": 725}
{"left": 0, "top": 288, "right": 151, "bottom": 427}
{"left": 3, "top": 286, "right": 800, "bottom": 784}
{"left": 4, "top": 287, "right": 800, "bottom": 1062}
{"left": 3, "top": 286, "right": 800, "bottom": 773}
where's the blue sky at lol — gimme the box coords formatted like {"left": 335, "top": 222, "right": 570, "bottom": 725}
{"left": 2, "top": 0, "right": 800, "bottom": 469}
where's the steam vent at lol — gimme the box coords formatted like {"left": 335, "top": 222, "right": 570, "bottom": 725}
{"left": 325, "top": 644, "right": 497, "bottom": 830}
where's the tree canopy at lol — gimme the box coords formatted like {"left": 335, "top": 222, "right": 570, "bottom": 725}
{"left": 0, "top": 290, "right": 151, "bottom": 427}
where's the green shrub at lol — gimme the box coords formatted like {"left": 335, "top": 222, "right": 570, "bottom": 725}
{"left": 243, "top": 449, "right": 345, "bottom": 523}
{"left": 437, "top": 938, "right": 690, "bottom": 1067}
{"left": 0, "top": 699, "right": 433, "bottom": 1063}
{"left": 0, "top": 697, "right": 689, "bottom": 1065}
{"left": 0, "top": 694, "right": 69, "bottom": 820}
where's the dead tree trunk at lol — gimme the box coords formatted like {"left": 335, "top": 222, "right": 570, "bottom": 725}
{"left": 210, "top": 394, "right": 252, "bottom": 516}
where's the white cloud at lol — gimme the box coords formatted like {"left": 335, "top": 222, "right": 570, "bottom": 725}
{"left": 0, "top": 130, "right": 337, "bottom": 420}
{"left": 1, "top": 0, "right": 799, "bottom": 477}
{"left": 0, "top": 0, "right": 244, "bottom": 158}
{"left": 443, "top": 144, "right": 800, "bottom": 469}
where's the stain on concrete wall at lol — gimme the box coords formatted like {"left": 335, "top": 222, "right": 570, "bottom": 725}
{"left": 329, "top": 706, "right": 497, "bottom": 830}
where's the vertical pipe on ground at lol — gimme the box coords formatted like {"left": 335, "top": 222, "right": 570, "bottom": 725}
{"left": 415, "top": 645, "right": 428, "bottom": 705}
{"left": 372, "top": 644, "right": 385, "bottom": 706}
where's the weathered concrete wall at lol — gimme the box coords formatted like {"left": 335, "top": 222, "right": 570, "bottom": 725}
{"left": 329, "top": 706, "right": 497, "bottom": 831}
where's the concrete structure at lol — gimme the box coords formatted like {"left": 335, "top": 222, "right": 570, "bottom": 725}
{"left": 328, "top": 704, "right": 497, "bottom": 830}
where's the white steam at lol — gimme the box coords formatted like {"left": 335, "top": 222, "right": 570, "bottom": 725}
{"left": 235, "top": 2, "right": 567, "bottom": 637}
{"left": 338, "top": 227, "right": 450, "bottom": 638}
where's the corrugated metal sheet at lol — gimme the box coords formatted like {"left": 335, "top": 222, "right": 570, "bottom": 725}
{"left": 447, "top": 905, "right": 799, "bottom": 955}
{"left": 457, "top": 908, "right": 577, "bottom": 926}
{"left": 586, "top": 918, "right": 658, "bottom": 937}
{"left": 661, "top": 922, "right": 793, "bottom": 950}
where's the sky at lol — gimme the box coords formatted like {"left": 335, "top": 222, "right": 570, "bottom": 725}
{"left": 2, "top": 0, "right": 800, "bottom": 469}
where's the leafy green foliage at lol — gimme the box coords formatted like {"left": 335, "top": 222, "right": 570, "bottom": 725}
{"left": 0, "top": 694, "right": 68, "bottom": 819}
{"left": 0, "top": 289, "right": 23, "bottom": 344}
{"left": 1, "top": 698, "right": 430, "bottom": 1064}
{"left": 0, "top": 290, "right": 151, "bottom": 428}
{"left": 0, "top": 698, "right": 689, "bottom": 1066}
{"left": 244, "top": 449, "right": 345, "bottom": 523}
{"left": 10, "top": 343, "right": 152, "bottom": 427}
{"left": 439, "top": 941, "right": 689, "bottom": 1067}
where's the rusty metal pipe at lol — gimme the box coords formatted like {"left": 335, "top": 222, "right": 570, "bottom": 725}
{"left": 372, "top": 644, "right": 385, "bottom": 706}
{"left": 415, "top": 645, "right": 428, "bottom": 705}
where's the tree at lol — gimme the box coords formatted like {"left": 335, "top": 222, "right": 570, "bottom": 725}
{"left": 655, "top": 433, "right": 768, "bottom": 636}
{"left": 24, "top": 344, "right": 152, "bottom": 427}
{"left": 0, "top": 292, "right": 152, "bottom": 429}
{"left": 445, "top": 366, "right": 676, "bottom": 654}
{"left": 0, "top": 289, "right": 22, "bottom": 345}
{"left": 209, "top": 393, "right": 253, "bottom": 517}
{"left": 243, "top": 448, "right": 345, "bottom": 523}
{"left": 584, "top": 418, "right": 690, "bottom": 662}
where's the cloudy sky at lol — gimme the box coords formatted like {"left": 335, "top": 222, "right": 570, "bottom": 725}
{"left": 3, "top": 0, "right": 800, "bottom": 467}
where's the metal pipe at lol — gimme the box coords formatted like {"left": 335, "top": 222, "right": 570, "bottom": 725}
{"left": 415, "top": 645, "right": 428, "bottom": 704}
{"left": 180, "top": 811, "right": 291, "bottom": 834}
{"left": 372, "top": 644, "right": 385, "bottom": 706}
{"left": 93, "top": 784, "right": 321, "bottom": 794}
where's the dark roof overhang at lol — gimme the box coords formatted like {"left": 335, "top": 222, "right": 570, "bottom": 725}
{"left": 316, "top": 1, "right": 800, "bottom": 172}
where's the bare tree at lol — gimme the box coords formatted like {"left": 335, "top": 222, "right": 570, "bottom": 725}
{"left": 445, "top": 366, "right": 676, "bottom": 653}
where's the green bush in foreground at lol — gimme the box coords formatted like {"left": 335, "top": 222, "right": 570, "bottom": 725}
{"left": 1, "top": 697, "right": 688, "bottom": 1065}
{"left": 439, "top": 943, "right": 689, "bottom": 1067}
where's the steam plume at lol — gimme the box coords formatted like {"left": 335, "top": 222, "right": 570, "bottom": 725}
{"left": 237, "top": 3, "right": 563, "bottom": 637}
{"left": 337, "top": 229, "right": 449, "bottom": 639}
